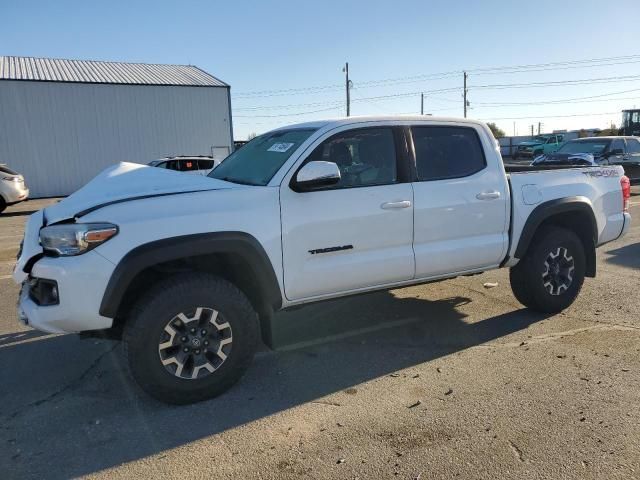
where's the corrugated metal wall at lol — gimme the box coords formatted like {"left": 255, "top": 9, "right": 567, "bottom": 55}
{"left": 0, "top": 81, "right": 232, "bottom": 197}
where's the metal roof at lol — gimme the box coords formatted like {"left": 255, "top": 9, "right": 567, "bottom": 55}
{"left": 0, "top": 56, "right": 228, "bottom": 87}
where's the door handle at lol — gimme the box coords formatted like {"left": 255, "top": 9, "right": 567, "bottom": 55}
{"left": 476, "top": 191, "right": 501, "bottom": 200}
{"left": 381, "top": 200, "right": 412, "bottom": 209}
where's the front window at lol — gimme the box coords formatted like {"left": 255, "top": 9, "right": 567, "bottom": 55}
{"left": 557, "top": 140, "right": 611, "bottom": 155}
{"left": 533, "top": 135, "right": 548, "bottom": 143}
{"left": 304, "top": 127, "right": 397, "bottom": 188}
{"left": 209, "top": 129, "right": 316, "bottom": 186}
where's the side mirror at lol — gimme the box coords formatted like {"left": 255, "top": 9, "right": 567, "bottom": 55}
{"left": 293, "top": 161, "right": 341, "bottom": 191}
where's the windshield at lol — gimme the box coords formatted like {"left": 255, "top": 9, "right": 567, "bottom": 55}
{"left": 209, "top": 128, "right": 317, "bottom": 185}
{"left": 557, "top": 140, "right": 611, "bottom": 155}
{"left": 532, "top": 136, "right": 549, "bottom": 143}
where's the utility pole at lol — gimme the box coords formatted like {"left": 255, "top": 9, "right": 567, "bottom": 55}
{"left": 343, "top": 62, "right": 351, "bottom": 117}
{"left": 531, "top": 124, "right": 534, "bottom": 136}
{"left": 513, "top": 121, "right": 516, "bottom": 136}
{"left": 538, "top": 122, "right": 541, "bottom": 135}
{"left": 463, "top": 71, "right": 468, "bottom": 118}
{"left": 421, "top": 93, "right": 424, "bottom": 115}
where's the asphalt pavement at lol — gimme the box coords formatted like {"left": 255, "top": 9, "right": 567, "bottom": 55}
{"left": 1, "top": 192, "right": 639, "bottom": 479}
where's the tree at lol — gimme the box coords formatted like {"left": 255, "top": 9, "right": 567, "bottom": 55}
{"left": 486, "top": 122, "right": 505, "bottom": 138}
{"left": 598, "top": 124, "right": 618, "bottom": 136}
{"left": 247, "top": 132, "right": 257, "bottom": 140}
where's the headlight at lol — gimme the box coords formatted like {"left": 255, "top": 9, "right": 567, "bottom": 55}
{"left": 39, "top": 223, "right": 118, "bottom": 256}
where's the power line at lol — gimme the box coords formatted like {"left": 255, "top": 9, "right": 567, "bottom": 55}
{"left": 234, "top": 105, "right": 342, "bottom": 118}
{"left": 479, "top": 96, "right": 640, "bottom": 108}
{"left": 233, "top": 84, "right": 640, "bottom": 116}
{"left": 233, "top": 54, "right": 640, "bottom": 98}
{"left": 469, "top": 74, "right": 640, "bottom": 90}
{"left": 468, "top": 54, "right": 640, "bottom": 74}
{"left": 480, "top": 111, "right": 619, "bottom": 121}
{"left": 472, "top": 87, "right": 640, "bottom": 106}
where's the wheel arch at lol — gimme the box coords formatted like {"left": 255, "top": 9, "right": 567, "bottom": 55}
{"left": 100, "top": 232, "right": 282, "bottom": 344}
{"left": 514, "top": 196, "right": 598, "bottom": 277}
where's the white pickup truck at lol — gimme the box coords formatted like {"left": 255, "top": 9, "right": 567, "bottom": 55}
{"left": 14, "top": 116, "right": 631, "bottom": 404}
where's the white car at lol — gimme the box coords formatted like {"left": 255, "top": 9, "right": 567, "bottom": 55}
{"left": 147, "top": 156, "right": 220, "bottom": 175}
{"left": 0, "top": 164, "right": 29, "bottom": 213}
{"left": 14, "top": 116, "right": 631, "bottom": 404}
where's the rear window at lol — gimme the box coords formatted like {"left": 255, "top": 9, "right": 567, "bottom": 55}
{"left": 412, "top": 126, "right": 486, "bottom": 181}
{"left": 0, "top": 165, "right": 18, "bottom": 175}
{"left": 626, "top": 138, "right": 640, "bottom": 154}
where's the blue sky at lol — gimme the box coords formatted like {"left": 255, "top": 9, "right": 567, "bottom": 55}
{"left": 2, "top": 0, "right": 640, "bottom": 139}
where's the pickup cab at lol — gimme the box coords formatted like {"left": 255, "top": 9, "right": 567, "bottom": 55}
{"left": 513, "top": 134, "right": 564, "bottom": 159}
{"left": 13, "top": 116, "right": 631, "bottom": 404}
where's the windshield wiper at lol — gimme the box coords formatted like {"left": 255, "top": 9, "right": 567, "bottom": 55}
{"left": 217, "top": 176, "right": 260, "bottom": 186}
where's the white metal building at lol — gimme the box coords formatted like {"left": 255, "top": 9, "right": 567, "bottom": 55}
{"left": 0, "top": 56, "right": 233, "bottom": 197}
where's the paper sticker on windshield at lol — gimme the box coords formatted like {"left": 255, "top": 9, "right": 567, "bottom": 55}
{"left": 267, "top": 142, "right": 295, "bottom": 153}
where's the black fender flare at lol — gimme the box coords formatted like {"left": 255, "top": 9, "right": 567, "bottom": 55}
{"left": 514, "top": 196, "right": 598, "bottom": 276}
{"left": 99, "top": 232, "right": 282, "bottom": 318}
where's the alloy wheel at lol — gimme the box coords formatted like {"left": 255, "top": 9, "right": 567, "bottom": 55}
{"left": 158, "top": 307, "right": 233, "bottom": 380}
{"left": 542, "top": 247, "right": 575, "bottom": 296}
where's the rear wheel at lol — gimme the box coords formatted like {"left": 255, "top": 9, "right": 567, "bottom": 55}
{"left": 0, "top": 198, "right": 6, "bottom": 214}
{"left": 510, "top": 226, "right": 585, "bottom": 313}
{"left": 123, "top": 273, "right": 259, "bottom": 404}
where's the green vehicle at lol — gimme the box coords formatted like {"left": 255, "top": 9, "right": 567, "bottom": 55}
{"left": 513, "top": 134, "right": 564, "bottom": 160}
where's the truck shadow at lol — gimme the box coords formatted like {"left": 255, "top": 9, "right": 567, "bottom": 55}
{"left": 605, "top": 242, "right": 640, "bottom": 270}
{"left": 0, "top": 290, "right": 550, "bottom": 479}
{"left": 0, "top": 210, "right": 38, "bottom": 218}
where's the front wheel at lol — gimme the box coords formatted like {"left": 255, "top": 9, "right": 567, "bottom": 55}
{"left": 123, "top": 273, "right": 259, "bottom": 404}
{"left": 509, "top": 226, "right": 586, "bottom": 313}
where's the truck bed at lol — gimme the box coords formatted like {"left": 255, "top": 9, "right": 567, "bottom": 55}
{"left": 503, "top": 163, "right": 598, "bottom": 173}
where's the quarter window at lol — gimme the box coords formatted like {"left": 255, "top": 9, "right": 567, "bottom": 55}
{"left": 305, "top": 128, "right": 397, "bottom": 188}
{"left": 198, "top": 159, "right": 215, "bottom": 170}
{"left": 412, "top": 126, "right": 486, "bottom": 181}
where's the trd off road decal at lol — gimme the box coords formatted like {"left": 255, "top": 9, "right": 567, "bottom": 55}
{"left": 582, "top": 169, "right": 620, "bottom": 178}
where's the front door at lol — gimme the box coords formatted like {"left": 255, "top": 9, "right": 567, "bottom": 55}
{"left": 280, "top": 126, "right": 415, "bottom": 300}
{"left": 410, "top": 125, "right": 509, "bottom": 278}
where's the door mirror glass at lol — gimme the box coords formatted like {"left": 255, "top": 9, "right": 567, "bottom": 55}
{"left": 294, "top": 161, "right": 341, "bottom": 191}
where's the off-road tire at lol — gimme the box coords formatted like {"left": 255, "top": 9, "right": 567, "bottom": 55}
{"left": 510, "top": 226, "right": 585, "bottom": 313}
{"left": 123, "top": 273, "right": 259, "bottom": 404}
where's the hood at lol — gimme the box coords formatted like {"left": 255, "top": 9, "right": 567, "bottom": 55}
{"left": 532, "top": 152, "right": 596, "bottom": 166}
{"left": 44, "top": 162, "right": 234, "bottom": 224}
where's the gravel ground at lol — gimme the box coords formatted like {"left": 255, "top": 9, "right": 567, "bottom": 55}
{"left": 0, "top": 192, "right": 639, "bottom": 480}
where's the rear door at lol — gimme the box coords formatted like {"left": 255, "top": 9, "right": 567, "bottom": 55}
{"left": 280, "top": 126, "right": 415, "bottom": 300}
{"left": 410, "top": 124, "right": 509, "bottom": 278}
{"left": 622, "top": 137, "right": 640, "bottom": 181}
